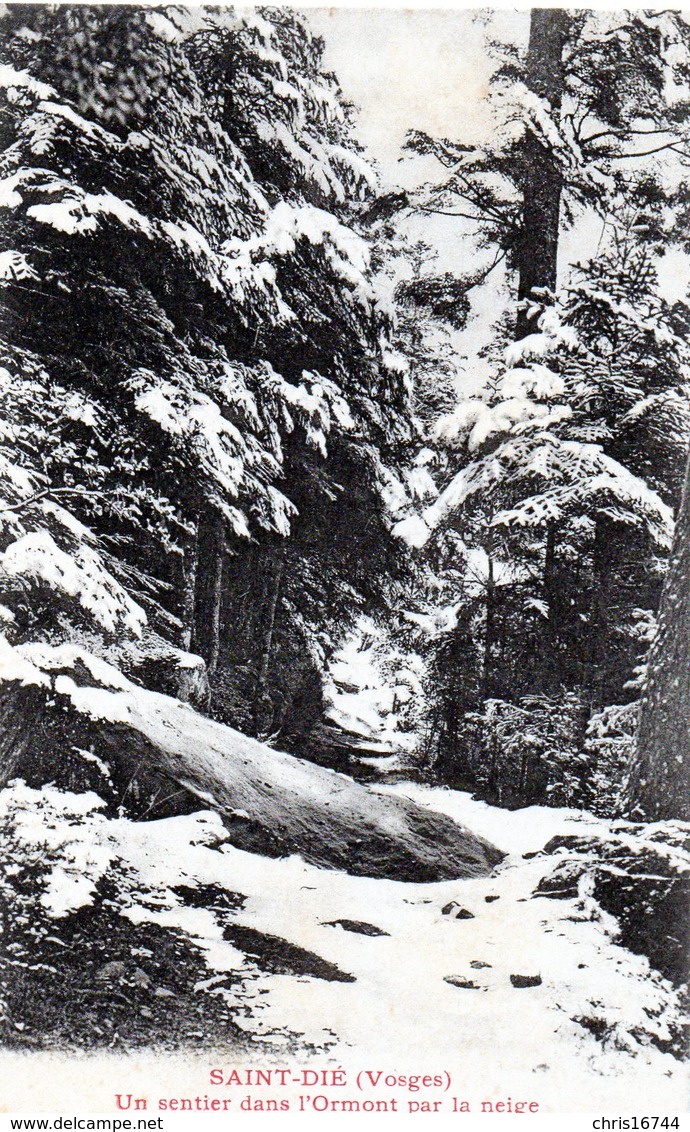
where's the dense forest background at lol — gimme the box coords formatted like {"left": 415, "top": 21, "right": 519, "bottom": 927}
{"left": 1, "top": 4, "right": 689, "bottom": 820}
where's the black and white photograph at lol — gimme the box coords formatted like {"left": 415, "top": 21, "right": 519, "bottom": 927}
{"left": 0, "top": 2, "right": 688, "bottom": 1117}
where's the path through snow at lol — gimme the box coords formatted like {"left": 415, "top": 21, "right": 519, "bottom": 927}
{"left": 70, "top": 783, "right": 689, "bottom": 1111}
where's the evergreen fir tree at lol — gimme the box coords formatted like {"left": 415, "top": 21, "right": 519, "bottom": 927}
{"left": 389, "top": 9, "right": 690, "bottom": 805}
{"left": 0, "top": 5, "right": 413, "bottom": 742}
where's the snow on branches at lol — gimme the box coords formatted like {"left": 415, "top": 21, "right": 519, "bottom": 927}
{"left": 0, "top": 4, "right": 410, "bottom": 701}
{"left": 395, "top": 244, "right": 687, "bottom": 552}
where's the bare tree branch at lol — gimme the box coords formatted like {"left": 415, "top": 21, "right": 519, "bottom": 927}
{"left": 0, "top": 486, "right": 105, "bottom": 516}
{"left": 603, "top": 141, "right": 690, "bottom": 160}
{"left": 582, "top": 127, "right": 675, "bottom": 146}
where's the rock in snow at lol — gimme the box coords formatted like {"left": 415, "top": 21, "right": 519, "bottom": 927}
{"left": 534, "top": 825, "right": 690, "bottom": 985}
{"left": 0, "top": 638, "right": 502, "bottom": 882}
{"left": 441, "top": 900, "right": 475, "bottom": 919}
{"left": 510, "top": 973, "right": 543, "bottom": 988}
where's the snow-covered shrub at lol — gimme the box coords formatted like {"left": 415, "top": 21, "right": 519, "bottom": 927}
{"left": 464, "top": 695, "right": 590, "bottom": 808}
{"left": 393, "top": 218, "right": 689, "bottom": 808}
{"left": 462, "top": 694, "right": 640, "bottom": 813}
{"left": 584, "top": 702, "right": 638, "bottom": 816}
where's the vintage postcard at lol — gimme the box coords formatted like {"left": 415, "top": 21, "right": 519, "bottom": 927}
{"left": 0, "top": 2, "right": 688, "bottom": 1122}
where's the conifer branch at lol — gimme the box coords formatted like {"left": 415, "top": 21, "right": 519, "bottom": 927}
{"left": 0, "top": 487, "right": 105, "bottom": 515}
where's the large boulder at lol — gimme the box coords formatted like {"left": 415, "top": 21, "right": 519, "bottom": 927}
{"left": 533, "top": 823, "right": 690, "bottom": 986}
{"left": 0, "top": 638, "right": 503, "bottom": 882}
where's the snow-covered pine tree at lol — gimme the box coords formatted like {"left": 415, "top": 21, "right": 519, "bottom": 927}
{"left": 389, "top": 8, "right": 690, "bottom": 803}
{"left": 394, "top": 220, "right": 690, "bottom": 798}
{"left": 0, "top": 6, "right": 412, "bottom": 743}
{"left": 0, "top": 6, "right": 292, "bottom": 656}
{"left": 405, "top": 9, "right": 690, "bottom": 337}
{"left": 182, "top": 9, "right": 415, "bottom": 737}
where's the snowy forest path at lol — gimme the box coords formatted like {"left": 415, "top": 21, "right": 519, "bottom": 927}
{"left": 92, "top": 790, "right": 687, "bottom": 1110}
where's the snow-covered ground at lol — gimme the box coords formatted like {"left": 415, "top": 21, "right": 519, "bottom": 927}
{"left": 2, "top": 780, "right": 686, "bottom": 1112}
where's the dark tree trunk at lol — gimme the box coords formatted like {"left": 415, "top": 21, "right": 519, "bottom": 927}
{"left": 515, "top": 9, "right": 569, "bottom": 338}
{"left": 206, "top": 544, "right": 225, "bottom": 681}
{"left": 257, "top": 553, "right": 284, "bottom": 692}
{"left": 483, "top": 552, "right": 496, "bottom": 699}
{"left": 219, "top": 37, "right": 237, "bottom": 137}
{"left": 628, "top": 445, "right": 690, "bottom": 820}
{"left": 252, "top": 548, "right": 285, "bottom": 737}
{"left": 179, "top": 519, "right": 199, "bottom": 653}
{"left": 542, "top": 521, "right": 560, "bottom": 694}
{"left": 430, "top": 618, "right": 478, "bottom": 788}
{"left": 581, "top": 516, "right": 615, "bottom": 722}
{"left": 177, "top": 517, "right": 210, "bottom": 706}
{"left": 192, "top": 512, "right": 226, "bottom": 680}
